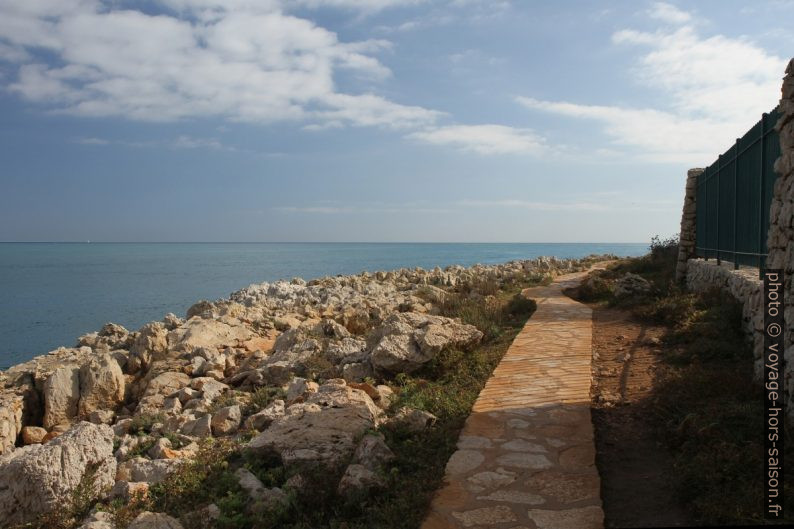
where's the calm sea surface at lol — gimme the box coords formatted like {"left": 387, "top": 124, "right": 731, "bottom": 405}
{"left": 0, "top": 242, "right": 647, "bottom": 369}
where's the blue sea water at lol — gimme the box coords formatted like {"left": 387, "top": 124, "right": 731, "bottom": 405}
{"left": 0, "top": 242, "right": 648, "bottom": 369}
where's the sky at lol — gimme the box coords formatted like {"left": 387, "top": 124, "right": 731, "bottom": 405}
{"left": 0, "top": 0, "right": 791, "bottom": 243}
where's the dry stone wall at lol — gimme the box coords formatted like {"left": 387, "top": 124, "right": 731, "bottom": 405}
{"left": 685, "top": 260, "right": 764, "bottom": 375}
{"left": 675, "top": 168, "right": 703, "bottom": 282}
{"left": 766, "top": 58, "right": 794, "bottom": 416}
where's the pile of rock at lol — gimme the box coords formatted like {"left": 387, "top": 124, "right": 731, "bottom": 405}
{"left": 0, "top": 255, "right": 597, "bottom": 525}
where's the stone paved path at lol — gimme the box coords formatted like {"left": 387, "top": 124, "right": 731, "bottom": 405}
{"left": 421, "top": 271, "right": 604, "bottom": 529}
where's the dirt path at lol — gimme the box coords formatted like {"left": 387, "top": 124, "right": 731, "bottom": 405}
{"left": 587, "top": 305, "right": 692, "bottom": 528}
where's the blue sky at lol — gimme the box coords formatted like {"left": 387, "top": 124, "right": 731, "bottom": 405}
{"left": 0, "top": 0, "right": 791, "bottom": 242}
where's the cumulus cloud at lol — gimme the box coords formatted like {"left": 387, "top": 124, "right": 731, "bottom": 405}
{"left": 0, "top": 0, "right": 437, "bottom": 129}
{"left": 292, "top": 0, "right": 426, "bottom": 11}
{"left": 647, "top": 2, "right": 691, "bottom": 24}
{"left": 408, "top": 124, "right": 546, "bottom": 155}
{"left": 517, "top": 6, "right": 786, "bottom": 163}
{"left": 516, "top": 97, "right": 730, "bottom": 162}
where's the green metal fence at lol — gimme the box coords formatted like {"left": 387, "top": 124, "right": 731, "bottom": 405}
{"left": 695, "top": 106, "right": 781, "bottom": 272}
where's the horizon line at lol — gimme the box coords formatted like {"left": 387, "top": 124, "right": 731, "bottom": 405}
{"left": 0, "top": 240, "right": 650, "bottom": 245}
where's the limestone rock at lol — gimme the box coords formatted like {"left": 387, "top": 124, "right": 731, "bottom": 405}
{"left": 148, "top": 437, "right": 173, "bottom": 459}
{"left": 0, "top": 422, "right": 116, "bottom": 526}
{"left": 0, "top": 392, "right": 24, "bottom": 455}
{"left": 42, "top": 366, "right": 80, "bottom": 429}
{"left": 181, "top": 414, "right": 213, "bottom": 438}
{"left": 128, "top": 511, "right": 185, "bottom": 529}
{"left": 170, "top": 318, "right": 254, "bottom": 351}
{"left": 211, "top": 405, "right": 241, "bottom": 435}
{"left": 78, "top": 511, "right": 116, "bottom": 529}
{"left": 235, "top": 467, "right": 266, "bottom": 501}
{"left": 78, "top": 354, "right": 125, "bottom": 418}
{"left": 109, "top": 480, "right": 150, "bottom": 501}
{"left": 21, "top": 425, "right": 47, "bottom": 445}
{"left": 129, "top": 322, "right": 169, "bottom": 371}
{"left": 325, "top": 337, "right": 368, "bottom": 365}
{"left": 375, "top": 385, "right": 394, "bottom": 408}
{"left": 116, "top": 457, "right": 183, "bottom": 484}
{"left": 136, "top": 371, "right": 191, "bottom": 415}
{"left": 352, "top": 433, "right": 395, "bottom": 470}
{"left": 115, "top": 434, "right": 154, "bottom": 461}
{"left": 370, "top": 313, "right": 482, "bottom": 373}
{"left": 338, "top": 464, "right": 385, "bottom": 498}
{"left": 189, "top": 377, "right": 229, "bottom": 401}
{"left": 89, "top": 409, "right": 115, "bottom": 425}
{"left": 162, "top": 313, "right": 183, "bottom": 330}
{"left": 266, "top": 328, "right": 323, "bottom": 373}
{"left": 186, "top": 300, "right": 215, "bottom": 319}
{"left": 249, "top": 380, "right": 384, "bottom": 466}
{"left": 43, "top": 422, "right": 71, "bottom": 442}
{"left": 341, "top": 362, "right": 373, "bottom": 382}
{"left": 181, "top": 503, "right": 221, "bottom": 529}
{"left": 235, "top": 468, "right": 288, "bottom": 511}
{"left": 386, "top": 407, "right": 437, "bottom": 432}
{"left": 286, "top": 377, "right": 319, "bottom": 402}
{"left": 243, "top": 399, "right": 285, "bottom": 431}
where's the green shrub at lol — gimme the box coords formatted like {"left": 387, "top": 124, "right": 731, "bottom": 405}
{"left": 299, "top": 353, "right": 338, "bottom": 381}
{"left": 125, "top": 437, "right": 157, "bottom": 460}
{"left": 209, "top": 393, "right": 240, "bottom": 414}
{"left": 245, "top": 387, "right": 286, "bottom": 415}
{"left": 129, "top": 413, "right": 165, "bottom": 435}
{"left": 576, "top": 274, "right": 614, "bottom": 302}
{"left": 436, "top": 293, "right": 504, "bottom": 342}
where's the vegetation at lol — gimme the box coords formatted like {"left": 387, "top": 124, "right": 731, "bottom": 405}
{"left": 244, "top": 386, "right": 286, "bottom": 415}
{"left": 582, "top": 235, "right": 794, "bottom": 525}
{"left": 128, "top": 413, "right": 166, "bottom": 436}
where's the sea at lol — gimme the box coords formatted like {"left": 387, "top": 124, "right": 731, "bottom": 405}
{"left": 0, "top": 242, "right": 648, "bottom": 369}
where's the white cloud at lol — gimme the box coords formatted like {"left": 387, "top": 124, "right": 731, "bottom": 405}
{"left": 457, "top": 199, "right": 610, "bottom": 212}
{"left": 275, "top": 194, "right": 674, "bottom": 215}
{"left": 172, "top": 135, "right": 227, "bottom": 150}
{"left": 457, "top": 195, "right": 677, "bottom": 213}
{"left": 0, "top": 0, "right": 437, "bottom": 129}
{"left": 291, "top": 0, "right": 426, "bottom": 11}
{"left": 647, "top": 2, "right": 691, "bottom": 24}
{"left": 275, "top": 202, "right": 448, "bottom": 214}
{"left": 516, "top": 97, "right": 728, "bottom": 162}
{"left": 611, "top": 26, "right": 783, "bottom": 124}
{"left": 517, "top": 9, "right": 786, "bottom": 164}
{"left": 72, "top": 134, "right": 237, "bottom": 151}
{"left": 74, "top": 136, "right": 109, "bottom": 145}
{"left": 0, "top": 42, "right": 29, "bottom": 62}
{"left": 408, "top": 124, "right": 545, "bottom": 155}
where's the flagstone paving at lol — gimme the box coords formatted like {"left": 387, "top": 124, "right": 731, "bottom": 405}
{"left": 421, "top": 271, "right": 604, "bottom": 529}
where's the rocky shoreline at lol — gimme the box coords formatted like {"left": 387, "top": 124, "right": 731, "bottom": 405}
{"left": 0, "top": 255, "right": 603, "bottom": 528}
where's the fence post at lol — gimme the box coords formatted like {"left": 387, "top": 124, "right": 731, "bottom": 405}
{"left": 714, "top": 154, "right": 722, "bottom": 266}
{"left": 703, "top": 173, "right": 708, "bottom": 261}
{"left": 758, "top": 112, "right": 767, "bottom": 279}
{"left": 733, "top": 138, "right": 739, "bottom": 269}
